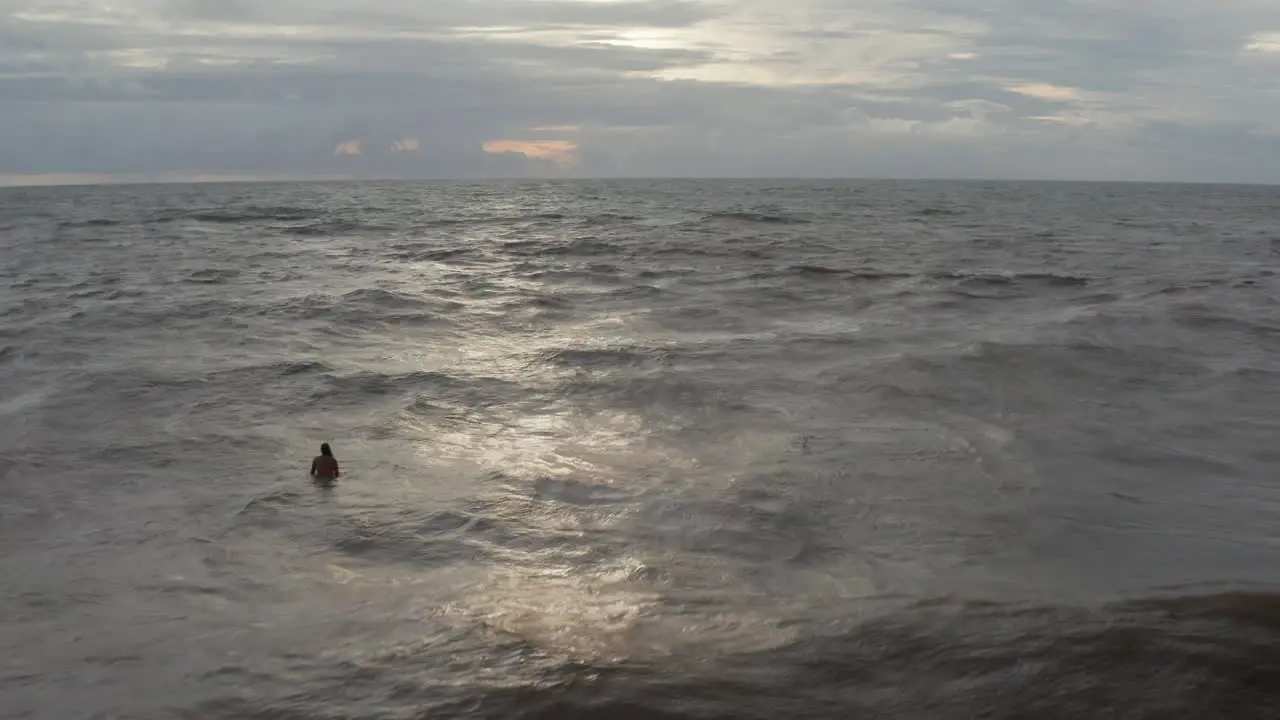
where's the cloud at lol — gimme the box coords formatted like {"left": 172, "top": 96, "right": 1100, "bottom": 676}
{"left": 1246, "top": 32, "right": 1280, "bottom": 53}
{"left": 483, "top": 139, "right": 580, "bottom": 170}
{"left": 1, "top": 0, "right": 1279, "bottom": 183}
{"left": 1010, "top": 83, "right": 1081, "bottom": 103}
{"left": 333, "top": 139, "right": 363, "bottom": 155}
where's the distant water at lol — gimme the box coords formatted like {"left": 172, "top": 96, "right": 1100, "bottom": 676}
{"left": 2, "top": 179, "right": 1279, "bottom": 719}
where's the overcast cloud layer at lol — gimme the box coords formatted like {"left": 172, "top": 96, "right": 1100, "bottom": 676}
{"left": 2, "top": 0, "right": 1279, "bottom": 184}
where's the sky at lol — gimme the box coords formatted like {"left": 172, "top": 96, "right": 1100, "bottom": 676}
{"left": 1, "top": 0, "right": 1279, "bottom": 185}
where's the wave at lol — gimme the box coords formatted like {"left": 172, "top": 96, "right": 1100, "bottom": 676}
{"left": 648, "top": 245, "right": 715, "bottom": 257}
{"left": 917, "top": 206, "right": 964, "bottom": 217}
{"left": 185, "top": 206, "right": 324, "bottom": 224}
{"left": 208, "top": 360, "right": 334, "bottom": 380}
{"left": 539, "top": 346, "right": 672, "bottom": 370}
{"left": 239, "top": 289, "right": 465, "bottom": 326}
{"left": 415, "top": 212, "right": 569, "bottom": 229}
{"left": 321, "top": 506, "right": 485, "bottom": 568}
{"left": 496, "top": 292, "right": 577, "bottom": 313}
{"left": 391, "top": 246, "right": 476, "bottom": 262}
{"left": 942, "top": 270, "right": 1093, "bottom": 286}
{"left": 738, "top": 267, "right": 1090, "bottom": 289}
{"left": 1168, "top": 302, "right": 1280, "bottom": 337}
{"left": 554, "top": 372, "right": 753, "bottom": 416}
{"left": 705, "top": 211, "right": 812, "bottom": 225}
{"left": 294, "top": 368, "right": 528, "bottom": 414}
{"left": 339, "top": 288, "right": 448, "bottom": 311}
{"left": 184, "top": 268, "right": 240, "bottom": 285}
{"left": 939, "top": 271, "right": 1096, "bottom": 301}
{"left": 503, "top": 238, "right": 620, "bottom": 258}
{"left": 171, "top": 587, "right": 1280, "bottom": 719}
{"left": 313, "top": 369, "right": 464, "bottom": 400}
{"left": 862, "top": 339, "right": 1217, "bottom": 409}
{"left": 56, "top": 205, "right": 331, "bottom": 230}
{"left": 1219, "top": 366, "right": 1280, "bottom": 381}
{"left": 608, "top": 284, "right": 663, "bottom": 301}
{"left": 748, "top": 265, "right": 913, "bottom": 282}
{"left": 527, "top": 264, "right": 625, "bottom": 284}
{"left": 581, "top": 212, "right": 641, "bottom": 226}
{"left": 280, "top": 220, "right": 380, "bottom": 236}
{"left": 60, "top": 218, "right": 122, "bottom": 228}
{"left": 636, "top": 268, "right": 697, "bottom": 279}
{"left": 784, "top": 264, "right": 850, "bottom": 275}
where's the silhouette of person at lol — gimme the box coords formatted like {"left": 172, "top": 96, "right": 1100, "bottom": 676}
{"left": 310, "top": 442, "right": 340, "bottom": 480}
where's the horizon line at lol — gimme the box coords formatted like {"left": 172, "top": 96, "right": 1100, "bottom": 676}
{"left": 0, "top": 172, "right": 1277, "bottom": 190}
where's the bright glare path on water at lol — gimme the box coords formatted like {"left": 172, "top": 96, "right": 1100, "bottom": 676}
{"left": 1, "top": 178, "right": 1279, "bottom": 718}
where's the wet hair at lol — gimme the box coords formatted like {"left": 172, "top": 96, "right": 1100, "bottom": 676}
{"left": 320, "top": 442, "right": 333, "bottom": 457}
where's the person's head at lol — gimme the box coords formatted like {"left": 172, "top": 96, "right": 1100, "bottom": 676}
{"left": 320, "top": 442, "right": 332, "bottom": 457}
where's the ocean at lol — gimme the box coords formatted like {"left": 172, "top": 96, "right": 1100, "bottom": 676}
{"left": 1, "top": 178, "right": 1278, "bottom": 719}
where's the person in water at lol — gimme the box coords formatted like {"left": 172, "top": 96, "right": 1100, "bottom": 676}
{"left": 310, "top": 443, "right": 340, "bottom": 480}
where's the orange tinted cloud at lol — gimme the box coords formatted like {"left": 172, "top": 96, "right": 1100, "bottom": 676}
{"left": 333, "top": 139, "right": 363, "bottom": 155}
{"left": 482, "top": 139, "right": 579, "bottom": 168}
{"left": 1009, "top": 83, "right": 1080, "bottom": 102}
{"left": 392, "top": 137, "right": 421, "bottom": 151}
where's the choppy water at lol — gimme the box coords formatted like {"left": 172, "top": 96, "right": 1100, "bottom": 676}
{"left": 2, "top": 179, "right": 1279, "bottom": 719}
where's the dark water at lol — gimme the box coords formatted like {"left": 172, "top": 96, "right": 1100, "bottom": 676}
{"left": 2, "top": 179, "right": 1279, "bottom": 719}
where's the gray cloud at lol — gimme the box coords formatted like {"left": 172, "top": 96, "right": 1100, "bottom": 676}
{"left": 903, "top": 0, "right": 1256, "bottom": 89}
{"left": 2, "top": 0, "right": 1280, "bottom": 183}
{"left": 156, "top": 0, "right": 720, "bottom": 29}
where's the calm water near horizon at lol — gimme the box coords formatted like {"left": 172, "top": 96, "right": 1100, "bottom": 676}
{"left": 2, "top": 178, "right": 1279, "bottom": 718}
